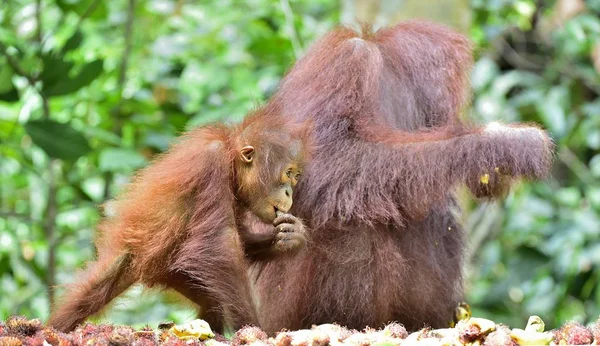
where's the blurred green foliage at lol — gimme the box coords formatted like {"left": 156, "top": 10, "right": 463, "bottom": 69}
{"left": 467, "top": 0, "right": 600, "bottom": 329}
{"left": 0, "top": 0, "right": 599, "bottom": 331}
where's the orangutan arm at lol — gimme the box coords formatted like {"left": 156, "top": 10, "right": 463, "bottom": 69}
{"left": 359, "top": 121, "right": 553, "bottom": 199}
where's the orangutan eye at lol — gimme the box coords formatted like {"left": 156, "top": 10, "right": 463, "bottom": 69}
{"left": 286, "top": 170, "right": 293, "bottom": 178}
{"left": 294, "top": 173, "right": 301, "bottom": 181}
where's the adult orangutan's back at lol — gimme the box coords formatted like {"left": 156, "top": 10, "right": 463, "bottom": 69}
{"left": 250, "top": 21, "right": 553, "bottom": 334}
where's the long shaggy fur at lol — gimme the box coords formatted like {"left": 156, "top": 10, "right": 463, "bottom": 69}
{"left": 48, "top": 106, "right": 306, "bottom": 333}
{"left": 249, "top": 21, "right": 554, "bottom": 333}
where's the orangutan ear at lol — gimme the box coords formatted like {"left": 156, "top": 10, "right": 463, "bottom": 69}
{"left": 240, "top": 146, "right": 255, "bottom": 163}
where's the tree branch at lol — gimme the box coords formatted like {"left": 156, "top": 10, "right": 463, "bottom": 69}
{"left": 42, "top": 0, "right": 103, "bottom": 49}
{"left": 32, "top": 1, "right": 57, "bottom": 306}
{"left": 44, "top": 160, "right": 58, "bottom": 307}
{"left": 104, "top": 0, "right": 136, "bottom": 201}
{"left": 0, "top": 211, "right": 37, "bottom": 223}
{"left": 0, "top": 43, "right": 37, "bottom": 85}
{"left": 36, "top": 0, "right": 43, "bottom": 44}
{"left": 0, "top": 43, "right": 50, "bottom": 117}
{"left": 279, "top": 0, "right": 302, "bottom": 59}
{"left": 118, "top": 0, "right": 136, "bottom": 94}
{"left": 559, "top": 147, "right": 597, "bottom": 187}
{"left": 76, "top": 0, "right": 102, "bottom": 27}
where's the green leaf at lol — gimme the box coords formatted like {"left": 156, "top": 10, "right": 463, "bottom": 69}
{"left": 144, "top": 132, "right": 174, "bottom": 151}
{"left": 24, "top": 119, "right": 91, "bottom": 160}
{"left": 536, "top": 87, "right": 568, "bottom": 137}
{"left": 472, "top": 57, "right": 499, "bottom": 91}
{"left": 0, "top": 88, "right": 19, "bottom": 102}
{"left": 186, "top": 109, "right": 228, "bottom": 130}
{"left": 590, "top": 155, "right": 600, "bottom": 178}
{"left": 555, "top": 187, "right": 582, "bottom": 207}
{"left": 40, "top": 54, "right": 74, "bottom": 87}
{"left": 0, "top": 62, "right": 18, "bottom": 102}
{"left": 588, "top": 188, "right": 600, "bottom": 209}
{"left": 0, "top": 63, "right": 14, "bottom": 94}
{"left": 62, "top": 30, "right": 84, "bottom": 53}
{"left": 44, "top": 60, "right": 104, "bottom": 97}
{"left": 491, "top": 70, "right": 542, "bottom": 97}
{"left": 56, "top": 0, "right": 108, "bottom": 20}
{"left": 0, "top": 61, "right": 18, "bottom": 102}
{"left": 586, "top": 129, "right": 600, "bottom": 150}
{"left": 98, "top": 148, "right": 147, "bottom": 172}
{"left": 82, "top": 126, "right": 122, "bottom": 146}
{"left": 579, "top": 14, "right": 600, "bottom": 34}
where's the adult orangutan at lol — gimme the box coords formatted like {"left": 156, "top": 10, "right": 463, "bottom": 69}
{"left": 248, "top": 21, "right": 554, "bottom": 333}
{"left": 48, "top": 105, "right": 308, "bottom": 333}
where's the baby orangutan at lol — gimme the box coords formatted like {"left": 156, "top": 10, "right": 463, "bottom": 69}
{"left": 48, "top": 105, "right": 307, "bottom": 333}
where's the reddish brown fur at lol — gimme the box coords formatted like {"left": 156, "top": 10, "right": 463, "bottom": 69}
{"left": 248, "top": 21, "right": 554, "bottom": 333}
{"left": 48, "top": 105, "right": 307, "bottom": 333}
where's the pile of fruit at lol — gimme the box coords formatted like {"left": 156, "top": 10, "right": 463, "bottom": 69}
{"left": 1, "top": 314, "right": 600, "bottom": 346}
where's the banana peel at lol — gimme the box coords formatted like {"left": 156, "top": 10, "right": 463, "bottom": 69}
{"left": 524, "top": 315, "right": 545, "bottom": 333}
{"left": 510, "top": 316, "right": 552, "bottom": 346}
{"left": 510, "top": 328, "right": 553, "bottom": 346}
{"left": 451, "top": 302, "right": 472, "bottom": 327}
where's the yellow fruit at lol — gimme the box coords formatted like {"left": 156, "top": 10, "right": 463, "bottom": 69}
{"left": 524, "top": 316, "right": 545, "bottom": 333}
{"left": 510, "top": 328, "right": 553, "bottom": 346}
{"left": 169, "top": 319, "right": 215, "bottom": 341}
{"left": 480, "top": 174, "right": 490, "bottom": 185}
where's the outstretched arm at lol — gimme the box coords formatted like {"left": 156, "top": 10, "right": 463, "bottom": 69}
{"left": 299, "top": 121, "right": 553, "bottom": 226}
{"left": 371, "top": 121, "right": 553, "bottom": 214}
